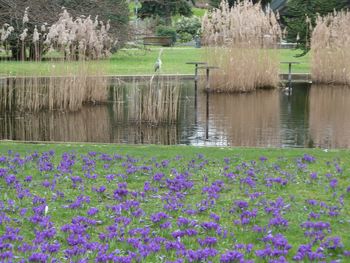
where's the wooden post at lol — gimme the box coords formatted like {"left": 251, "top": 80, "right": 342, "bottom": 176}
{"left": 185, "top": 62, "right": 207, "bottom": 110}
{"left": 197, "top": 65, "right": 219, "bottom": 141}
{"left": 281, "top": 62, "right": 300, "bottom": 90}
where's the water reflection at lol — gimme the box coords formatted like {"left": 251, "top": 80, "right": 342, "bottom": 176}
{"left": 279, "top": 85, "right": 311, "bottom": 147}
{"left": 0, "top": 106, "right": 183, "bottom": 144}
{"left": 0, "top": 107, "right": 110, "bottom": 142}
{"left": 309, "top": 85, "right": 350, "bottom": 148}
{"left": 2, "top": 81, "right": 350, "bottom": 148}
{"left": 195, "top": 90, "right": 281, "bottom": 146}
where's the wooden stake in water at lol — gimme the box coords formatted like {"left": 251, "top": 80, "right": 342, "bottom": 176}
{"left": 186, "top": 62, "right": 207, "bottom": 110}
{"left": 198, "top": 65, "right": 219, "bottom": 140}
{"left": 281, "top": 62, "right": 300, "bottom": 90}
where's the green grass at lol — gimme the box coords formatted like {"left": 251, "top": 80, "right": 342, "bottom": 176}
{"left": 279, "top": 49, "right": 311, "bottom": 73}
{"left": 192, "top": 7, "right": 207, "bottom": 17}
{"left": 0, "top": 142, "right": 349, "bottom": 261}
{"left": 0, "top": 47, "right": 310, "bottom": 76}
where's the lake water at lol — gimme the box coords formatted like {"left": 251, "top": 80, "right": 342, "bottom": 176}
{"left": 1, "top": 82, "right": 350, "bottom": 148}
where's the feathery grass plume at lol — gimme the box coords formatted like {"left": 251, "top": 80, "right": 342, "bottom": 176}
{"left": 0, "top": 24, "right": 14, "bottom": 42}
{"left": 22, "top": 7, "right": 29, "bottom": 24}
{"left": 45, "top": 8, "right": 113, "bottom": 60}
{"left": 201, "top": 0, "right": 282, "bottom": 92}
{"left": 311, "top": 11, "right": 350, "bottom": 85}
{"left": 0, "top": 7, "right": 111, "bottom": 112}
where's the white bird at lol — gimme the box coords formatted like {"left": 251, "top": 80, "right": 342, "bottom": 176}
{"left": 154, "top": 58, "right": 162, "bottom": 72}
{"left": 154, "top": 48, "right": 164, "bottom": 72}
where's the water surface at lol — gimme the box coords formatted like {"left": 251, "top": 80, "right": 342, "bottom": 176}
{"left": 1, "top": 82, "right": 350, "bottom": 148}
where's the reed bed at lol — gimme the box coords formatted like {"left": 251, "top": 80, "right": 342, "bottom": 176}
{"left": 309, "top": 85, "right": 350, "bottom": 148}
{"left": 0, "top": 61, "right": 109, "bottom": 112}
{"left": 311, "top": 11, "right": 350, "bottom": 85}
{"left": 113, "top": 77, "right": 181, "bottom": 125}
{"left": 201, "top": 0, "right": 282, "bottom": 92}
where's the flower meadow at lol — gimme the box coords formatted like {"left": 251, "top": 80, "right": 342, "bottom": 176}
{"left": 0, "top": 145, "right": 350, "bottom": 262}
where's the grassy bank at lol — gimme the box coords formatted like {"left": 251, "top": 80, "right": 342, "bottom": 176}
{"left": 0, "top": 142, "right": 349, "bottom": 261}
{"left": 0, "top": 48, "right": 310, "bottom": 76}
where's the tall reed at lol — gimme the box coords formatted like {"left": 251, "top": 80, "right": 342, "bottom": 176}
{"left": 123, "top": 77, "right": 181, "bottom": 124}
{"left": 201, "top": 0, "right": 282, "bottom": 92}
{"left": 0, "top": 61, "right": 109, "bottom": 112}
{"left": 311, "top": 11, "right": 350, "bottom": 85}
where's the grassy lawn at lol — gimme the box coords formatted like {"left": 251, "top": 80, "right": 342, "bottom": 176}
{"left": 0, "top": 47, "right": 310, "bottom": 76}
{"left": 0, "top": 142, "right": 349, "bottom": 261}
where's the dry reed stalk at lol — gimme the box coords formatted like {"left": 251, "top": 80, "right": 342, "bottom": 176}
{"left": 111, "top": 85, "right": 127, "bottom": 122}
{"left": 201, "top": 0, "right": 281, "bottom": 92}
{"left": 309, "top": 85, "right": 350, "bottom": 148}
{"left": 113, "top": 77, "right": 181, "bottom": 125}
{"left": 0, "top": 61, "right": 109, "bottom": 112}
{"left": 198, "top": 89, "right": 280, "bottom": 146}
{"left": 311, "top": 11, "right": 350, "bottom": 85}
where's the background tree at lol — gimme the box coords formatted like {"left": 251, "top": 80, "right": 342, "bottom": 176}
{"left": 138, "top": 0, "right": 194, "bottom": 25}
{"left": 0, "top": 0, "right": 129, "bottom": 60}
{"left": 283, "top": 0, "right": 347, "bottom": 55}
{"left": 209, "top": 0, "right": 271, "bottom": 9}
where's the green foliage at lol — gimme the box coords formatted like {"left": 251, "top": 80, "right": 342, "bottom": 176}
{"left": 155, "top": 26, "right": 177, "bottom": 43}
{"left": 138, "top": 0, "right": 193, "bottom": 25}
{"left": 284, "top": 0, "right": 347, "bottom": 56}
{"left": 175, "top": 16, "right": 202, "bottom": 42}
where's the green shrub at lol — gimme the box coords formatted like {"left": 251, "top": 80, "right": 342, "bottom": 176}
{"left": 178, "top": 32, "right": 193, "bottom": 43}
{"left": 155, "top": 25, "right": 177, "bottom": 43}
{"left": 175, "top": 16, "right": 201, "bottom": 42}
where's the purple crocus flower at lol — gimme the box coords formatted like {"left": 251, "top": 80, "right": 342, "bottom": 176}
{"left": 150, "top": 212, "right": 169, "bottom": 223}
{"left": 29, "top": 252, "right": 49, "bottom": 262}
{"left": 220, "top": 250, "right": 244, "bottom": 262}
{"left": 87, "top": 207, "right": 99, "bottom": 216}
{"left": 303, "top": 154, "right": 316, "bottom": 163}
{"left": 329, "top": 178, "right": 338, "bottom": 189}
{"left": 309, "top": 172, "right": 318, "bottom": 180}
